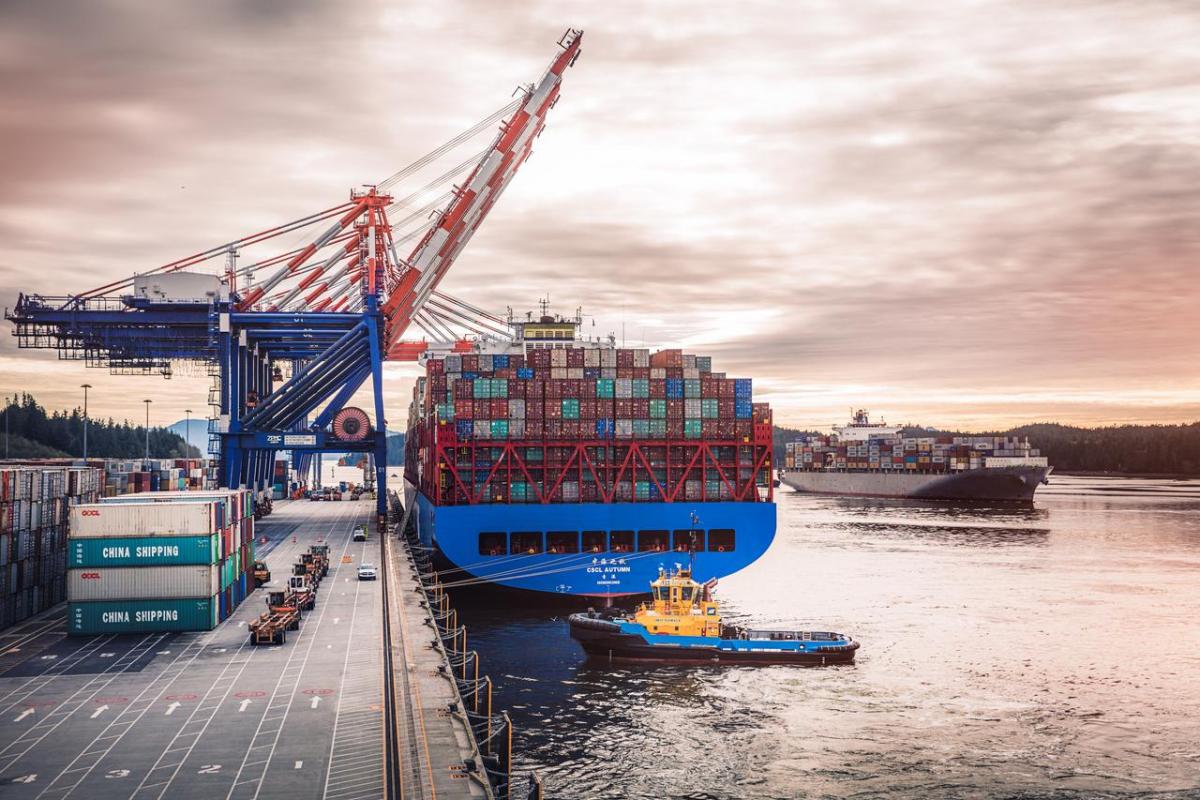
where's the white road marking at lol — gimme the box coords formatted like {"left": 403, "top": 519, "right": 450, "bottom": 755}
{"left": 99, "top": 652, "right": 116, "bottom": 658}
{"left": 238, "top": 699, "right": 252, "bottom": 712}
{"left": 11, "top": 773, "right": 36, "bottom": 783}
{"left": 165, "top": 701, "right": 181, "bottom": 715}
{"left": 14, "top": 708, "right": 34, "bottom": 722}
{"left": 40, "top": 655, "right": 57, "bottom": 661}
{"left": 310, "top": 695, "right": 321, "bottom": 709}
{"left": 294, "top": 760, "right": 303, "bottom": 769}
{"left": 90, "top": 704, "right": 109, "bottom": 719}
{"left": 157, "top": 650, "right": 171, "bottom": 655}
{"left": 333, "top": 618, "right": 340, "bottom": 624}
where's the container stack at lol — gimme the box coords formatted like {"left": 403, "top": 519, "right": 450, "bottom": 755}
{"left": 102, "top": 458, "right": 208, "bottom": 496}
{"left": 407, "top": 347, "right": 773, "bottom": 505}
{"left": 66, "top": 488, "right": 256, "bottom": 635}
{"left": 0, "top": 466, "right": 103, "bottom": 631}
{"left": 784, "top": 435, "right": 1048, "bottom": 472}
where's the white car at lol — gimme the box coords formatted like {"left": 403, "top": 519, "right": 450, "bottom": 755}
{"left": 357, "top": 563, "right": 377, "bottom": 581}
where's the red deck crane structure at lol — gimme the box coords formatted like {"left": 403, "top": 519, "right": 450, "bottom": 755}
{"left": 7, "top": 29, "right": 584, "bottom": 516}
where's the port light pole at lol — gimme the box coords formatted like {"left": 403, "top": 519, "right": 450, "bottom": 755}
{"left": 81, "top": 383, "right": 92, "bottom": 461}
{"left": 143, "top": 398, "right": 152, "bottom": 461}
{"left": 185, "top": 408, "right": 192, "bottom": 457}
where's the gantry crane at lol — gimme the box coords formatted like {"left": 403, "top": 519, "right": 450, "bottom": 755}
{"left": 6, "top": 29, "right": 584, "bottom": 517}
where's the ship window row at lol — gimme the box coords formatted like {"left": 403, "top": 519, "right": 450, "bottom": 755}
{"left": 478, "top": 529, "right": 735, "bottom": 556}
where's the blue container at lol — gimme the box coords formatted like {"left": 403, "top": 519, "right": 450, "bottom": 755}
{"left": 463, "top": 371, "right": 479, "bottom": 380}
{"left": 595, "top": 419, "right": 614, "bottom": 439}
{"left": 517, "top": 367, "right": 534, "bottom": 379}
{"left": 493, "top": 355, "right": 509, "bottom": 368}
{"left": 734, "top": 378, "right": 753, "bottom": 397}
{"left": 665, "top": 379, "right": 684, "bottom": 399}
{"left": 583, "top": 367, "right": 600, "bottom": 379}
{"left": 456, "top": 420, "right": 473, "bottom": 437}
{"left": 218, "top": 590, "right": 228, "bottom": 621}
{"left": 735, "top": 399, "right": 753, "bottom": 419}
{"left": 149, "top": 473, "right": 161, "bottom": 491}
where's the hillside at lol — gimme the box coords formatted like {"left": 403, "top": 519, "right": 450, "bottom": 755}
{"left": 2, "top": 394, "right": 199, "bottom": 460}
{"left": 774, "top": 421, "right": 1200, "bottom": 476}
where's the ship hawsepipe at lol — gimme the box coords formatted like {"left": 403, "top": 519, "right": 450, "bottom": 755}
{"left": 407, "top": 487, "right": 775, "bottom": 598}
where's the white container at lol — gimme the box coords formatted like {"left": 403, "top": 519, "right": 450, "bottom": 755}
{"left": 68, "top": 564, "right": 221, "bottom": 601}
{"left": 70, "top": 502, "right": 219, "bottom": 538}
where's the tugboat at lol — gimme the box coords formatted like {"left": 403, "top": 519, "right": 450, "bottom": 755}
{"left": 568, "top": 564, "right": 860, "bottom": 665}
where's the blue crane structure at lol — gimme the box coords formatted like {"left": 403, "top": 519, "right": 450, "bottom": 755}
{"left": 6, "top": 30, "right": 583, "bottom": 518}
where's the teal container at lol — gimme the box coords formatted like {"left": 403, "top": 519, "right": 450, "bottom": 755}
{"left": 632, "top": 419, "right": 650, "bottom": 438}
{"left": 68, "top": 534, "right": 220, "bottom": 568}
{"left": 631, "top": 379, "right": 649, "bottom": 398}
{"left": 649, "top": 399, "right": 666, "bottom": 419}
{"left": 562, "top": 399, "right": 580, "bottom": 419}
{"left": 490, "top": 419, "right": 509, "bottom": 439}
{"left": 684, "top": 419, "right": 703, "bottom": 439}
{"left": 68, "top": 597, "right": 218, "bottom": 635}
{"left": 684, "top": 379, "right": 701, "bottom": 399}
{"left": 596, "top": 379, "right": 614, "bottom": 399}
{"left": 473, "top": 379, "right": 490, "bottom": 399}
{"left": 648, "top": 419, "right": 667, "bottom": 437}
{"left": 702, "top": 398, "right": 719, "bottom": 419}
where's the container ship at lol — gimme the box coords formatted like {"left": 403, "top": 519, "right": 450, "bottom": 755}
{"left": 779, "top": 411, "right": 1052, "bottom": 501}
{"left": 403, "top": 311, "right": 776, "bottom": 599}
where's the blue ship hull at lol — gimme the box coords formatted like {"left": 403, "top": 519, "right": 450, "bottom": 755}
{"left": 408, "top": 487, "right": 776, "bottom": 598}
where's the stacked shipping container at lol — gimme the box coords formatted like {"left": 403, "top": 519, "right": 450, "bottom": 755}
{"left": 406, "top": 347, "right": 773, "bottom": 505}
{"left": 102, "top": 458, "right": 208, "bottom": 496}
{"left": 0, "top": 466, "right": 102, "bottom": 631}
{"left": 66, "top": 488, "right": 256, "bottom": 635}
{"left": 784, "top": 435, "right": 1048, "bottom": 471}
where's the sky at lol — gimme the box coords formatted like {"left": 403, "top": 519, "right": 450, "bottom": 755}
{"left": 1, "top": 0, "right": 1197, "bottom": 436}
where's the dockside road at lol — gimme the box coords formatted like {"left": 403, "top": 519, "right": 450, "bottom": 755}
{"left": 0, "top": 498, "right": 387, "bottom": 800}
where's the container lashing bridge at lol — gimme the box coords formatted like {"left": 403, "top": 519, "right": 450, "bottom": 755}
{"left": 7, "top": 30, "right": 584, "bottom": 518}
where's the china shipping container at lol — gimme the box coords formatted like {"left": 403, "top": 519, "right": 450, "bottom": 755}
{"left": 67, "top": 596, "right": 219, "bottom": 635}
{"left": 67, "top": 534, "right": 222, "bottom": 568}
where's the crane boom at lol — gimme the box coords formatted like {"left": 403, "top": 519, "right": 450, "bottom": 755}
{"left": 381, "top": 28, "right": 583, "bottom": 357}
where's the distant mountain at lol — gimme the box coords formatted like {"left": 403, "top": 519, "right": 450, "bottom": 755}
{"left": 167, "top": 419, "right": 209, "bottom": 455}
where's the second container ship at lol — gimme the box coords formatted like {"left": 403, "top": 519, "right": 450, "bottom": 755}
{"left": 403, "top": 311, "right": 776, "bottom": 600}
{"left": 779, "top": 410, "right": 1052, "bottom": 501}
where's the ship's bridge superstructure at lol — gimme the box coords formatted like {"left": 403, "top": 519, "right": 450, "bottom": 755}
{"left": 833, "top": 409, "right": 902, "bottom": 442}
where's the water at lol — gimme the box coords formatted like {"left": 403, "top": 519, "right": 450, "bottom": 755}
{"left": 454, "top": 476, "right": 1200, "bottom": 799}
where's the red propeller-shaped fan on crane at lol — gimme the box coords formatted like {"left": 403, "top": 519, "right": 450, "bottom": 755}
{"left": 331, "top": 407, "right": 371, "bottom": 441}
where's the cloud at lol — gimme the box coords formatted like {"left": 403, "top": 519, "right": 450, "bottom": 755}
{"left": 1, "top": 0, "right": 1198, "bottom": 430}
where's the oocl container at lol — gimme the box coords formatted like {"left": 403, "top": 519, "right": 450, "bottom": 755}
{"left": 67, "top": 564, "right": 221, "bottom": 601}
{"left": 70, "top": 501, "right": 222, "bottom": 537}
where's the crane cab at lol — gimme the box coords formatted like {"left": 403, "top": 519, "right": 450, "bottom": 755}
{"left": 632, "top": 565, "right": 721, "bottom": 638}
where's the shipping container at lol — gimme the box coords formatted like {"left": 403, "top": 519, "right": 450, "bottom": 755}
{"left": 68, "top": 564, "right": 221, "bottom": 601}
{"left": 67, "top": 534, "right": 220, "bottom": 568}
{"left": 67, "top": 597, "right": 218, "bottom": 635}
{"left": 70, "top": 501, "right": 222, "bottom": 537}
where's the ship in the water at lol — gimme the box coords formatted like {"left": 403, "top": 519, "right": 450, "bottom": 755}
{"left": 778, "top": 410, "right": 1052, "bottom": 501}
{"left": 403, "top": 310, "right": 776, "bottom": 599}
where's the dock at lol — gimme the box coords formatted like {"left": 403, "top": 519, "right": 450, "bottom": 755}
{"left": 0, "top": 498, "right": 492, "bottom": 799}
